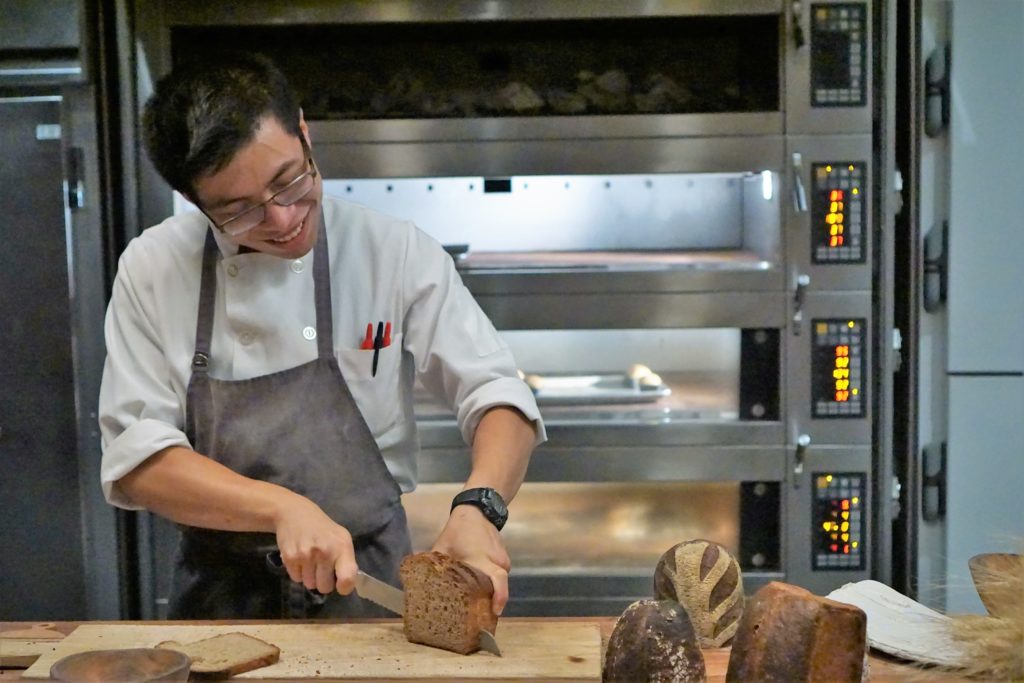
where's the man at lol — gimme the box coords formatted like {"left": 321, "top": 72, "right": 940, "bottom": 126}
{"left": 98, "top": 53, "right": 544, "bottom": 619}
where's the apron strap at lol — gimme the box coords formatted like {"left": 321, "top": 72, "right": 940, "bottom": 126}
{"left": 192, "top": 229, "right": 220, "bottom": 373}
{"left": 310, "top": 211, "right": 334, "bottom": 359}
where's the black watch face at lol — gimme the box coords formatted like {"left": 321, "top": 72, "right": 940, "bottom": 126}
{"left": 483, "top": 489, "right": 508, "bottom": 517}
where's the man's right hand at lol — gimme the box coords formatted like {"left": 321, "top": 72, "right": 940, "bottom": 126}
{"left": 273, "top": 495, "right": 358, "bottom": 596}
{"left": 117, "top": 446, "right": 360, "bottom": 597}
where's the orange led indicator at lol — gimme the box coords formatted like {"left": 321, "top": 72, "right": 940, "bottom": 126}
{"left": 841, "top": 499, "right": 850, "bottom": 511}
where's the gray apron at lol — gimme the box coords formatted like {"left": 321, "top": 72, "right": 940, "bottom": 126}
{"left": 169, "top": 220, "right": 411, "bottom": 619}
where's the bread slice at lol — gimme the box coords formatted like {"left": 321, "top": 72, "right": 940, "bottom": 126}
{"left": 399, "top": 551, "right": 498, "bottom": 655}
{"left": 156, "top": 632, "right": 280, "bottom": 679}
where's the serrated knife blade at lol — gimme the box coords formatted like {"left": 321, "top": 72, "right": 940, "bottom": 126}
{"left": 354, "top": 570, "right": 405, "bottom": 615}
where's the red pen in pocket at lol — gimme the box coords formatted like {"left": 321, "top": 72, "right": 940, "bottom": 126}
{"left": 360, "top": 323, "right": 374, "bottom": 350}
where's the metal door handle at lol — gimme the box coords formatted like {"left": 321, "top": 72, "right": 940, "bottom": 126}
{"left": 791, "top": 1, "right": 807, "bottom": 49}
{"left": 792, "top": 152, "right": 808, "bottom": 213}
{"left": 793, "top": 433, "right": 811, "bottom": 488}
{"left": 66, "top": 146, "right": 85, "bottom": 210}
{"left": 792, "top": 274, "right": 810, "bottom": 335}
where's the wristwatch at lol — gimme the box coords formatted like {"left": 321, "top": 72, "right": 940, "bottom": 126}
{"left": 451, "top": 487, "right": 508, "bottom": 531}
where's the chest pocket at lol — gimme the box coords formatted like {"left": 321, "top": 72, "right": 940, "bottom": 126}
{"left": 335, "top": 332, "right": 403, "bottom": 438}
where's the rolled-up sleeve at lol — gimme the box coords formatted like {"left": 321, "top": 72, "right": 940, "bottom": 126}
{"left": 98, "top": 245, "right": 192, "bottom": 509}
{"left": 400, "top": 226, "right": 546, "bottom": 447}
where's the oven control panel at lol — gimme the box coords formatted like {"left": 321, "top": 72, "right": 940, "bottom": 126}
{"left": 810, "top": 3, "right": 867, "bottom": 107}
{"left": 811, "top": 318, "right": 865, "bottom": 417}
{"left": 812, "top": 162, "right": 866, "bottom": 263}
{"left": 813, "top": 472, "right": 865, "bottom": 569}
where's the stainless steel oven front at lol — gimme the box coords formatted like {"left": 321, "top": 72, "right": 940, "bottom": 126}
{"left": 134, "top": 0, "right": 886, "bottom": 617}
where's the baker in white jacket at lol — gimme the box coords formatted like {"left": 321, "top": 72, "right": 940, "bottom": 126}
{"left": 98, "top": 53, "right": 545, "bottom": 619}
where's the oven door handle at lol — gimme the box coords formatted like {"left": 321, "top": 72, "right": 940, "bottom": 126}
{"left": 791, "top": 152, "right": 808, "bottom": 213}
{"left": 790, "top": 1, "right": 807, "bottom": 49}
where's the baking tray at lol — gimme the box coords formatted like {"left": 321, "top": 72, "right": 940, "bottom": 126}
{"left": 528, "top": 373, "right": 671, "bottom": 406}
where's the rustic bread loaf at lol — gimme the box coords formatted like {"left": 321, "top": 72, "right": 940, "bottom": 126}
{"left": 399, "top": 551, "right": 498, "bottom": 655}
{"left": 604, "top": 599, "right": 706, "bottom": 683}
{"left": 156, "top": 632, "right": 280, "bottom": 679}
{"left": 725, "top": 581, "right": 867, "bottom": 682}
{"left": 653, "top": 539, "right": 745, "bottom": 647}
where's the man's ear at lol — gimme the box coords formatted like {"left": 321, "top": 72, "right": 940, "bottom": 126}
{"left": 299, "top": 108, "right": 310, "bottom": 147}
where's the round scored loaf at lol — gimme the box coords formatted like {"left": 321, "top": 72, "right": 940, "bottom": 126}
{"left": 653, "top": 539, "right": 745, "bottom": 648}
{"left": 603, "top": 599, "right": 706, "bottom": 683}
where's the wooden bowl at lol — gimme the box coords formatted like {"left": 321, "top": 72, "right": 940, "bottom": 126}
{"left": 50, "top": 648, "right": 191, "bottom": 682}
{"left": 968, "top": 552, "right": 1022, "bottom": 618}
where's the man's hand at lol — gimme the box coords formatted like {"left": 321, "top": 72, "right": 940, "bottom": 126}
{"left": 432, "top": 504, "right": 511, "bottom": 616}
{"left": 273, "top": 496, "right": 358, "bottom": 596}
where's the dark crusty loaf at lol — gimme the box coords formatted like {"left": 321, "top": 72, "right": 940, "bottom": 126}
{"left": 725, "top": 581, "right": 867, "bottom": 682}
{"left": 653, "top": 539, "right": 745, "bottom": 647}
{"left": 156, "top": 632, "right": 280, "bottom": 679}
{"left": 399, "top": 551, "right": 498, "bottom": 655}
{"left": 604, "top": 599, "right": 706, "bottom": 683}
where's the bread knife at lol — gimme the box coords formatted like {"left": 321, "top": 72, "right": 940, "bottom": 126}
{"left": 265, "top": 552, "right": 501, "bottom": 656}
{"left": 355, "top": 570, "right": 502, "bottom": 657}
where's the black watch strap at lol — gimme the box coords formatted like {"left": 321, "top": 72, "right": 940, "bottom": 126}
{"left": 451, "top": 487, "right": 508, "bottom": 531}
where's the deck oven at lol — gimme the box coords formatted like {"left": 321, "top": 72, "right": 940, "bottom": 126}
{"left": 136, "top": 0, "right": 889, "bottom": 617}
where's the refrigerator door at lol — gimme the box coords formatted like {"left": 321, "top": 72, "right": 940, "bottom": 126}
{"left": 916, "top": 0, "right": 1024, "bottom": 613}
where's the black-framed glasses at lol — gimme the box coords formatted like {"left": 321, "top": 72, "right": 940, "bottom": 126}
{"left": 202, "top": 136, "right": 318, "bottom": 237}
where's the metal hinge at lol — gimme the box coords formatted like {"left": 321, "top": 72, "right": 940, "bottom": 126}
{"left": 923, "top": 221, "right": 948, "bottom": 313}
{"left": 921, "top": 443, "right": 947, "bottom": 522}
{"left": 924, "top": 44, "right": 951, "bottom": 138}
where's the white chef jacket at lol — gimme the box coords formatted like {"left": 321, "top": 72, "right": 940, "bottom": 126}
{"left": 98, "top": 194, "right": 546, "bottom": 509}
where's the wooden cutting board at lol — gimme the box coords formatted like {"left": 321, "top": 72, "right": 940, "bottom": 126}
{"left": 21, "top": 622, "right": 601, "bottom": 681}
{"left": 0, "top": 623, "right": 65, "bottom": 668}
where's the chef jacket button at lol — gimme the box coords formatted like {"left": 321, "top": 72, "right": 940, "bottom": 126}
{"left": 290, "top": 259, "right": 304, "bottom": 274}
{"left": 239, "top": 331, "right": 254, "bottom": 345}
{"left": 302, "top": 326, "right": 317, "bottom": 341}
{"left": 226, "top": 263, "right": 239, "bottom": 277}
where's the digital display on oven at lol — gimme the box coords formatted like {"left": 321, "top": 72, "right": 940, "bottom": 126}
{"left": 811, "top": 318, "right": 865, "bottom": 418}
{"left": 810, "top": 3, "right": 867, "bottom": 106}
{"left": 811, "top": 162, "right": 865, "bottom": 263}
{"left": 813, "top": 472, "right": 865, "bottom": 570}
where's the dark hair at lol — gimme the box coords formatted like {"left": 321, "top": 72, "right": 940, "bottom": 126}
{"left": 142, "top": 53, "right": 302, "bottom": 197}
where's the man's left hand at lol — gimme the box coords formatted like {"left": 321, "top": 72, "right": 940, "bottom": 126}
{"left": 432, "top": 504, "right": 511, "bottom": 616}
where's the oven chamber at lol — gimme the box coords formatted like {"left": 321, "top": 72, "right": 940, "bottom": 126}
{"left": 144, "top": 0, "right": 884, "bottom": 616}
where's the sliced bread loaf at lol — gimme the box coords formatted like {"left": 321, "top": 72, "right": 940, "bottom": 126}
{"left": 156, "top": 632, "right": 280, "bottom": 679}
{"left": 399, "top": 551, "right": 498, "bottom": 655}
